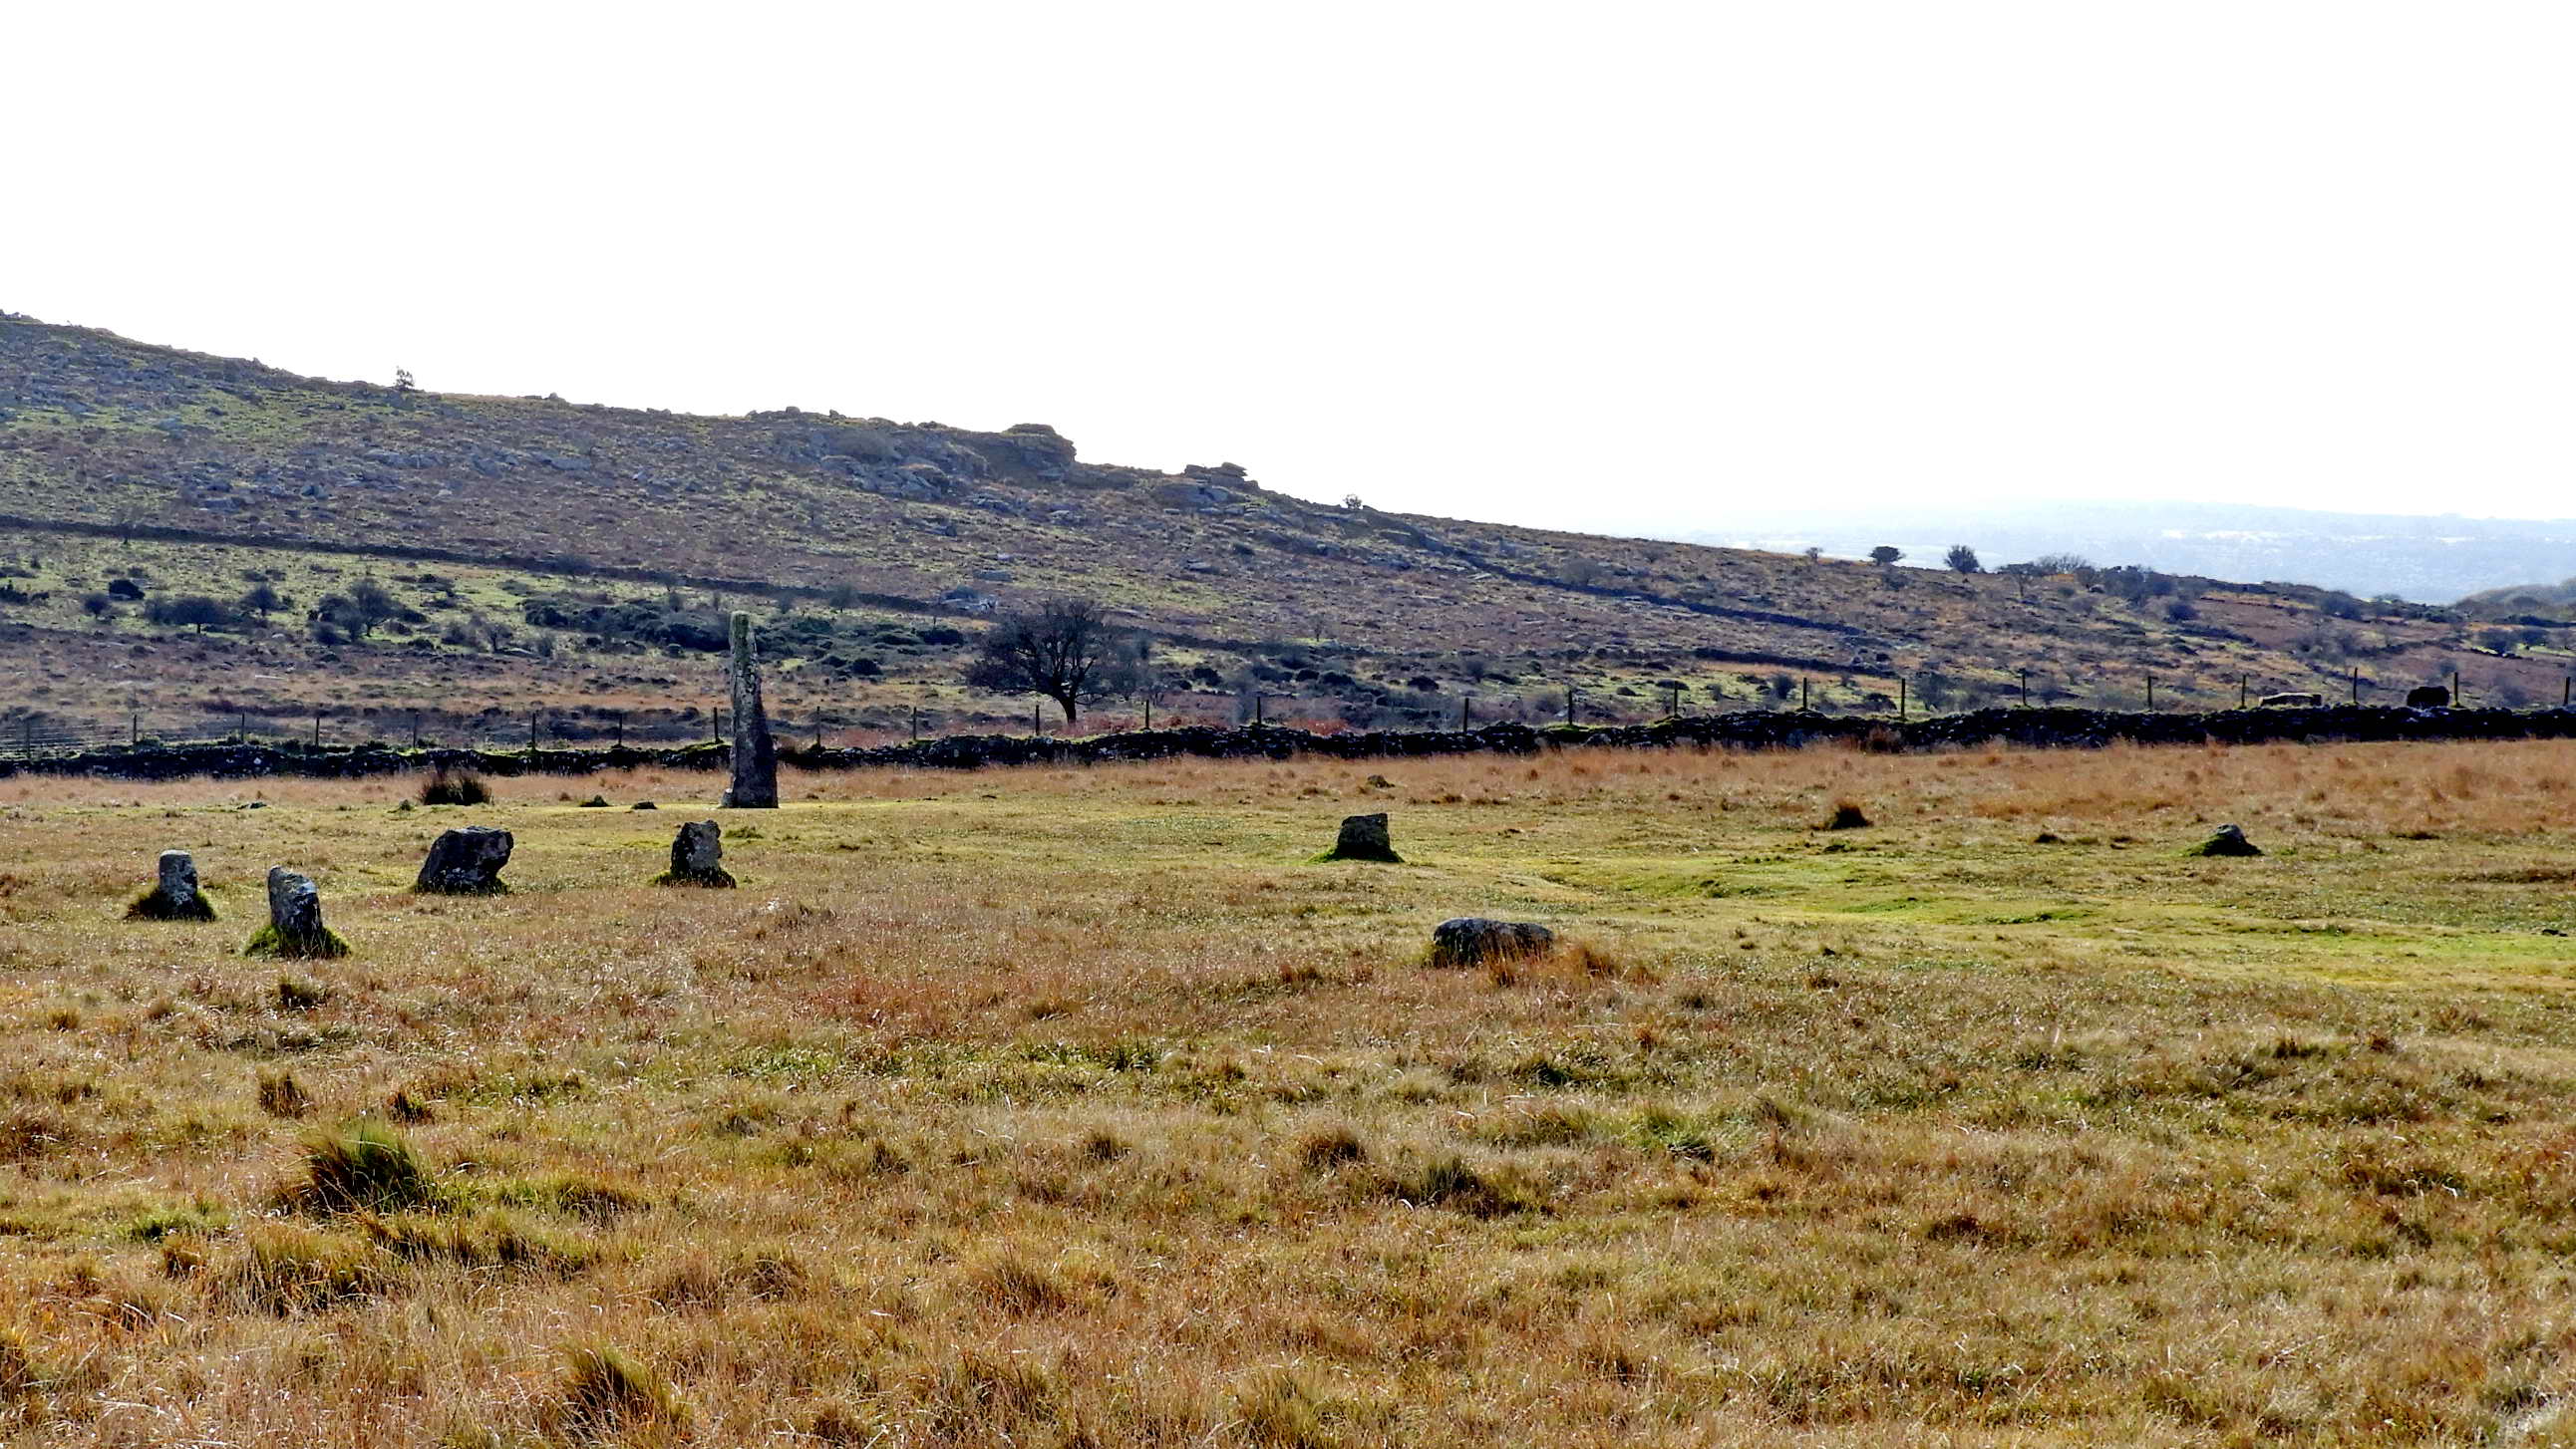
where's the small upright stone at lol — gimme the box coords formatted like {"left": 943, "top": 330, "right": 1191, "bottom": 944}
{"left": 2187, "top": 823, "right": 2263, "bottom": 858}
{"left": 414, "top": 826, "right": 513, "bottom": 895}
{"left": 722, "top": 611, "right": 780, "bottom": 809}
{"left": 1429, "top": 917, "right": 1555, "bottom": 968}
{"left": 657, "top": 820, "right": 737, "bottom": 887}
{"left": 247, "top": 868, "right": 350, "bottom": 958}
{"left": 1318, "top": 812, "right": 1402, "bottom": 863}
{"left": 128, "top": 850, "right": 216, "bottom": 921}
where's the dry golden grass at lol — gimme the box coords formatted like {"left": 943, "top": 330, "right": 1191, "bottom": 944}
{"left": 2, "top": 739, "right": 2576, "bottom": 1444}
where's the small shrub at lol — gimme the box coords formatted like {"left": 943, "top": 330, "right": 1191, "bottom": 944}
{"left": 419, "top": 767, "right": 489, "bottom": 806}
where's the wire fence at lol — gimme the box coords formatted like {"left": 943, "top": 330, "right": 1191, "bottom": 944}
{"left": 7, "top": 666, "right": 2569, "bottom": 762}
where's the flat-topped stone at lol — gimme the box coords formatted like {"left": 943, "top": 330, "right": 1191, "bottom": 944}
{"left": 128, "top": 849, "right": 216, "bottom": 921}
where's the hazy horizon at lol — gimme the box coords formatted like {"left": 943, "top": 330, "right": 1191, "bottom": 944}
{"left": 8, "top": 4, "right": 2571, "bottom": 537}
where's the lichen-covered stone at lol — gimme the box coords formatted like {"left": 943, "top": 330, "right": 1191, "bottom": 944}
{"left": 722, "top": 611, "right": 779, "bottom": 809}
{"left": 246, "top": 867, "right": 350, "bottom": 958}
{"left": 414, "top": 826, "right": 513, "bottom": 895}
{"left": 657, "top": 820, "right": 736, "bottom": 887}
{"left": 128, "top": 849, "right": 216, "bottom": 921}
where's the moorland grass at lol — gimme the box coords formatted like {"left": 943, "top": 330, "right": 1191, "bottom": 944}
{"left": 0, "top": 741, "right": 2572, "bottom": 1442}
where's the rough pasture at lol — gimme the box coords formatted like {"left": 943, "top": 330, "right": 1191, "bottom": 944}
{"left": 1, "top": 739, "right": 2574, "bottom": 1445}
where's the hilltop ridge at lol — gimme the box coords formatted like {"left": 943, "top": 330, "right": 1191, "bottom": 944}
{"left": 2, "top": 315, "right": 2570, "bottom": 745}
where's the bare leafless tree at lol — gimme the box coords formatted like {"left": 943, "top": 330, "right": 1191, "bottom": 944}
{"left": 963, "top": 597, "right": 1143, "bottom": 726}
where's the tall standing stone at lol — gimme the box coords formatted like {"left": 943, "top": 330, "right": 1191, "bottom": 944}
{"left": 657, "top": 820, "right": 737, "bottom": 888}
{"left": 248, "top": 867, "right": 349, "bottom": 958}
{"left": 723, "top": 610, "right": 779, "bottom": 809}
{"left": 414, "top": 826, "right": 514, "bottom": 894}
{"left": 128, "top": 849, "right": 217, "bottom": 921}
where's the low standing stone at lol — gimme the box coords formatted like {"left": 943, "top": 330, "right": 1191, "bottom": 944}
{"left": 415, "top": 826, "right": 513, "bottom": 895}
{"left": 1430, "top": 917, "right": 1555, "bottom": 967}
{"left": 657, "top": 820, "right": 737, "bottom": 887}
{"left": 2187, "top": 823, "right": 2263, "bottom": 858}
{"left": 1318, "top": 812, "right": 1402, "bottom": 863}
{"left": 128, "top": 849, "right": 216, "bottom": 921}
{"left": 248, "top": 867, "right": 349, "bottom": 958}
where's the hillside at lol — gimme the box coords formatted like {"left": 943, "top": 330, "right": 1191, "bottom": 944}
{"left": 3, "top": 314, "right": 2571, "bottom": 747}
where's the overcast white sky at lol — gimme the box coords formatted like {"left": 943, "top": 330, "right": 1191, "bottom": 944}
{"left": 5, "top": 3, "right": 2570, "bottom": 533}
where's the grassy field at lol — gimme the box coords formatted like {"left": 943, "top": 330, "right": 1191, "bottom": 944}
{"left": 3, "top": 738, "right": 2576, "bottom": 1445}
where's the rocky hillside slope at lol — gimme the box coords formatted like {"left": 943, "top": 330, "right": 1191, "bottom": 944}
{"left": 3, "top": 315, "right": 2570, "bottom": 746}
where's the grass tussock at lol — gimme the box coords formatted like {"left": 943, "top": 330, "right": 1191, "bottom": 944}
{"left": 255, "top": 1068, "right": 309, "bottom": 1118}
{"left": 290, "top": 1122, "right": 443, "bottom": 1215}
{"left": 224, "top": 1224, "right": 386, "bottom": 1313}
{"left": 552, "top": 1342, "right": 690, "bottom": 1441}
